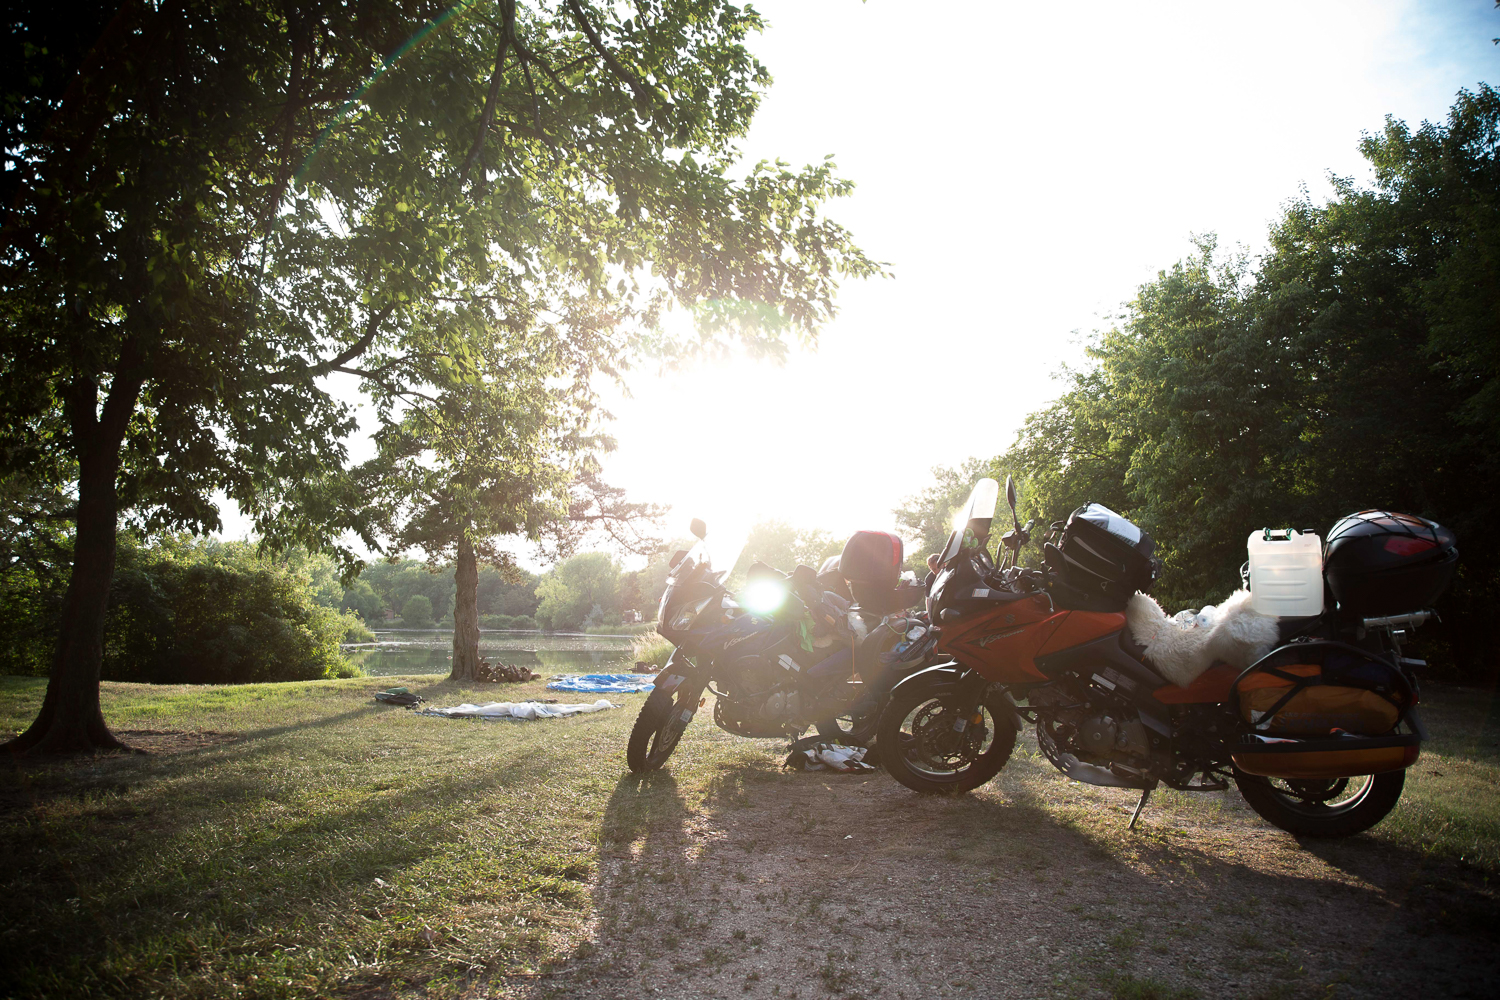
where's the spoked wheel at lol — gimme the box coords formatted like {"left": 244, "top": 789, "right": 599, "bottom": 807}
{"left": 1234, "top": 768, "right": 1406, "bottom": 837}
{"left": 627, "top": 680, "right": 704, "bottom": 772}
{"left": 876, "top": 681, "right": 1017, "bottom": 794}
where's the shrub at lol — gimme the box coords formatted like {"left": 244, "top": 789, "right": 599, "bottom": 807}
{"left": 480, "top": 614, "right": 514, "bottom": 629}
{"left": 104, "top": 557, "right": 360, "bottom": 684}
{"left": 399, "top": 595, "right": 434, "bottom": 628}
{"left": 343, "top": 618, "right": 377, "bottom": 644}
{"left": 509, "top": 614, "right": 536, "bottom": 630}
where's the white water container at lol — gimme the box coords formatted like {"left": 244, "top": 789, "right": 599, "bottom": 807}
{"left": 1246, "top": 529, "right": 1324, "bottom": 617}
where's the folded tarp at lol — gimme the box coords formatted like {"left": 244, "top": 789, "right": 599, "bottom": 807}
{"left": 418, "top": 699, "right": 616, "bottom": 720}
{"left": 547, "top": 673, "right": 655, "bottom": 694}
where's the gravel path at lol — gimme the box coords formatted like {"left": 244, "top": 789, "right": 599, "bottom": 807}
{"left": 510, "top": 731, "right": 1498, "bottom": 1000}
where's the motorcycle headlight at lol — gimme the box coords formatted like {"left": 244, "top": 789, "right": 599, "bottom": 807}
{"left": 669, "top": 596, "right": 714, "bottom": 631}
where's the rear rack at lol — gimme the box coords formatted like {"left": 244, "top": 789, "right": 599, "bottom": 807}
{"left": 1361, "top": 610, "right": 1437, "bottom": 631}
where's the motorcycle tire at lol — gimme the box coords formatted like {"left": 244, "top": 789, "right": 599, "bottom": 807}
{"left": 816, "top": 710, "right": 878, "bottom": 747}
{"left": 626, "top": 681, "right": 701, "bottom": 772}
{"left": 1233, "top": 768, "right": 1405, "bottom": 838}
{"left": 877, "top": 681, "right": 1017, "bottom": 795}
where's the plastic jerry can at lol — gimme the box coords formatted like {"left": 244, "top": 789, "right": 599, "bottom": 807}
{"left": 1246, "top": 529, "right": 1324, "bottom": 617}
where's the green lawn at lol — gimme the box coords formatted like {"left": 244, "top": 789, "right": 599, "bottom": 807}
{"left": 0, "top": 675, "right": 737, "bottom": 999}
{"left": 1, "top": 674, "right": 1496, "bottom": 999}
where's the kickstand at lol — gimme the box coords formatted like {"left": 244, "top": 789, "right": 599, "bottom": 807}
{"left": 1128, "top": 787, "right": 1153, "bottom": 831}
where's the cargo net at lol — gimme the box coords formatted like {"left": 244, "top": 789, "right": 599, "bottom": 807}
{"left": 1325, "top": 508, "right": 1444, "bottom": 549}
{"left": 1232, "top": 641, "right": 1413, "bottom": 738}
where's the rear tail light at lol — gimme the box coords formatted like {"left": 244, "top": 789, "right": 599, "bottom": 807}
{"left": 1383, "top": 537, "right": 1438, "bottom": 556}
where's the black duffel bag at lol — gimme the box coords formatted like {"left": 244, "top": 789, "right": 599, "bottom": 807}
{"left": 1043, "top": 502, "right": 1157, "bottom": 612}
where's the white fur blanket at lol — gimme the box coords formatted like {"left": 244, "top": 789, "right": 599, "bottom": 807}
{"left": 1124, "top": 589, "right": 1280, "bottom": 687}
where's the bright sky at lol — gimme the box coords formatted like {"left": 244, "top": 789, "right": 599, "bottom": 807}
{"left": 218, "top": 0, "right": 1498, "bottom": 571}
{"left": 594, "top": 0, "right": 1500, "bottom": 568}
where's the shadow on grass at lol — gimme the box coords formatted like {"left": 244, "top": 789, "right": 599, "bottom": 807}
{"left": 548, "top": 746, "right": 1500, "bottom": 1000}
{"left": 0, "top": 696, "right": 603, "bottom": 1000}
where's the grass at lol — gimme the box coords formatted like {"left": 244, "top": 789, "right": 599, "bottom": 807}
{"left": 584, "top": 622, "right": 659, "bottom": 636}
{"left": 0, "top": 672, "right": 770, "bottom": 999}
{"left": 1, "top": 674, "right": 1497, "bottom": 999}
{"left": 629, "top": 629, "right": 673, "bottom": 669}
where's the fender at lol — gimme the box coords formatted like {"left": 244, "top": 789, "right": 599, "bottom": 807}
{"left": 887, "top": 660, "right": 1024, "bottom": 730}
{"left": 651, "top": 648, "right": 701, "bottom": 697}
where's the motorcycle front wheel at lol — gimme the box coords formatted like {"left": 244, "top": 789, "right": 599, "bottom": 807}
{"left": 876, "top": 681, "right": 1017, "bottom": 794}
{"left": 1233, "top": 768, "right": 1405, "bottom": 838}
{"left": 626, "top": 679, "right": 704, "bottom": 772}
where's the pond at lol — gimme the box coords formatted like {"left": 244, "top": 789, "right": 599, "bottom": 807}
{"left": 345, "top": 630, "right": 643, "bottom": 677}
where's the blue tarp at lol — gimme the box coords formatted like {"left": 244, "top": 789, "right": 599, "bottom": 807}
{"left": 547, "top": 673, "right": 656, "bottom": 694}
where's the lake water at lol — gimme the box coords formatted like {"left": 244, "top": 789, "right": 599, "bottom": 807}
{"left": 346, "top": 630, "right": 643, "bottom": 677}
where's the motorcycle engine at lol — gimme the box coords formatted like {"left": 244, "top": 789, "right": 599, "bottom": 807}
{"left": 1029, "top": 681, "right": 1151, "bottom": 767}
{"left": 713, "top": 656, "right": 802, "bottom": 737}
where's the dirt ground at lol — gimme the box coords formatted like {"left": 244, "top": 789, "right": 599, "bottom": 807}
{"left": 505, "top": 729, "right": 1499, "bottom": 1000}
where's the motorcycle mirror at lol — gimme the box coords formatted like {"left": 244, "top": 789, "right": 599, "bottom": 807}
{"left": 1004, "top": 475, "right": 1021, "bottom": 531}
{"left": 689, "top": 518, "right": 707, "bottom": 540}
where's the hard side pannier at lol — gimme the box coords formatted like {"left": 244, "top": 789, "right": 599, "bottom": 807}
{"left": 1229, "top": 640, "right": 1420, "bottom": 779}
{"left": 1043, "top": 503, "right": 1156, "bottom": 612}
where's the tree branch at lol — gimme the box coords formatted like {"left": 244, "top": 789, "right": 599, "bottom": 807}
{"left": 266, "top": 304, "right": 394, "bottom": 385}
{"left": 563, "top": 0, "right": 655, "bottom": 110}
{"left": 330, "top": 366, "right": 438, "bottom": 405}
{"left": 458, "top": 0, "right": 516, "bottom": 186}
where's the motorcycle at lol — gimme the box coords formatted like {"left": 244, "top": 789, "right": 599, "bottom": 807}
{"left": 875, "top": 476, "right": 1457, "bottom": 838}
{"left": 626, "top": 520, "right": 930, "bottom": 772}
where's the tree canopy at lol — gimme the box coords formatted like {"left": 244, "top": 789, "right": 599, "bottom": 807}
{"left": 900, "top": 86, "right": 1500, "bottom": 677}
{"left": 1, "top": 0, "right": 878, "bottom": 750}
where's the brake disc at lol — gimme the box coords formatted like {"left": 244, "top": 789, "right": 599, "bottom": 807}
{"left": 910, "top": 701, "right": 984, "bottom": 769}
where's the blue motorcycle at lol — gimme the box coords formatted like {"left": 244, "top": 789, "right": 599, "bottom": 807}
{"left": 626, "top": 520, "right": 931, "bottom": 772}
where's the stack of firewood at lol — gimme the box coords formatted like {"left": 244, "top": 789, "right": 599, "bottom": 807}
{"left": 474, "top": 658, "right": 539, "bottom": 683}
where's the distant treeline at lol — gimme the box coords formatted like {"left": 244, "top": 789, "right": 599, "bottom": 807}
{"left": 899, "top": 87, "right": 1500, "bottom": 681}
{"left": 0, "top": 534, "right": 686, "bottom": 682}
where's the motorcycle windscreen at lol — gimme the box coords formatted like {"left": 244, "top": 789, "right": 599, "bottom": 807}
{"left": 938, "top": 478, "right": 999, "bottom": 566}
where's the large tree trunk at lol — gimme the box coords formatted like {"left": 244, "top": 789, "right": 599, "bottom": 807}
{"left": 449, "top": 531, "right": 481, "bottom": 682}
{"left": 4, "top": 374, "right": 142, "bottom": 754}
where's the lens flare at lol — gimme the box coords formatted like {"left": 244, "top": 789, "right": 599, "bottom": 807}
{"left": 741, "top": 580, "right": 787, "bottom": 615}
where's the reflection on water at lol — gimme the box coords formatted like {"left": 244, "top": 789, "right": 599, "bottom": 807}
{"left": 346, "top": 630, "right": 640, "bottom": 677}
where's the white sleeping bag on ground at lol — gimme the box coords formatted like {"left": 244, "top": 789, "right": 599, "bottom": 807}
{"left": 1125, "top": 589, "right": 1280, "bottom": 687}
{"left": 421, "top": 699, "right": 616, "bottom": 719}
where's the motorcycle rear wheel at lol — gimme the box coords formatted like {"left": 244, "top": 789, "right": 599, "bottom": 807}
{"left": 627, "top": 681, "right": 702, "bottom": 772}
{"left": 877, "top": 683, "right": 1016, "bottom": 794}
{"left": 1233, "top": 768, "right": 1405, "bottom": 838}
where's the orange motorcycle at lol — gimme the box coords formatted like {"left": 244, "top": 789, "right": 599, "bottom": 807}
{"left": 875, "top": 477, "right": 1456, "bottom": 837}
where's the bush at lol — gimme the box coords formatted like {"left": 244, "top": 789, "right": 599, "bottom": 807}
{"left": 480, "top": 614, "right": 513, "bottom": 629}
{"left": 104, "top": 556, "right": 360, "bottom": 684}
{"left": 509, "top": 614, "right": 536, "bottom": 630}
{"left": 0, "top": 563, "right": 63, "bottom": 676}
{"left": 399, "top": 595, "right": 434, "bottom": 628}
{"left": 343, "top": 618, "right": 377, "bottom": 644}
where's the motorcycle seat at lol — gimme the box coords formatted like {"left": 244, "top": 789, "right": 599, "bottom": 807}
{"left": 1119, "top": 627, "right": 1149, "bottom": 662}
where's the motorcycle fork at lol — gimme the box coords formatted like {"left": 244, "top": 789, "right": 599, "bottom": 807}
{"left": 949, "top": 670, "right": 995, "bottom": 735}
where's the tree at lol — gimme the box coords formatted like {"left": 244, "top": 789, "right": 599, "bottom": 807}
{"left": 535, "top": 551, "right": 620, "bottom": 632}
{"left": 729, "top": 519, "right": 842, "bottom": 588}
{"left": 399, "top": 594, "right": 435, "bottom": 629}
{"left": 909, "top": 86, "right": 1500, "bottom": 673}
{"left": 340, "top": 578, "right": 385, "bottom": 623}
{"left": 2, "top": 1, "right": 878, "bottom": 749}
